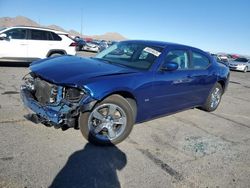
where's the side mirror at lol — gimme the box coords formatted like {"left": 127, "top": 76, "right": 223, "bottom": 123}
{"left": 161, "top": 62, "right": 179, "bottom": 71}
{"left": 0, "top": 33, "right": 7, "bottom": 40}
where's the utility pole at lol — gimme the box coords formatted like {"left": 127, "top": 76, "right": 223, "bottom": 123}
{"left": 80, "top": 9, "right": 83, "bottom": 37}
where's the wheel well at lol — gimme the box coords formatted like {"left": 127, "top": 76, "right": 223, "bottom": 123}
{"left": 103, "top": 91, "right": 137, "bottom": 120}
{"left": 217, "top": 80, "right": 225, "bottom": 93}
{"left": 47, "top": 50, "right": 66, "bottom": 57}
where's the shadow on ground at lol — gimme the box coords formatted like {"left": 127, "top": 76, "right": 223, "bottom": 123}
{"left": 50, "top": 143, "right": 127, "bottom": 188}
{"left": 0, "top": 61, "right": 30, "bottom": 67}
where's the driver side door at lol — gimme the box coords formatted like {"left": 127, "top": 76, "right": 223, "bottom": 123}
{"left": 0, "top": 28, "right": 28, "bottom": 60}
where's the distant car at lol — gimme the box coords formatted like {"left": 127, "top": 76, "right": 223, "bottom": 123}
{"left": 99, "top": 41, "right": 109, "bottom": 52}
{"left": 211, "top": 54, "right": 229, "bottom": 67}
{"left": 0, "top": 26, "right": 76, "bottom": 62}
{"left": 74, "top": 38, "right": 86, "bottom": 51}
{"left": 229, "top": 57, "right": 250, "bottom": 72}
{"left": 21, "top": 40, "right": 230, "bottom": 145}
{"left": 83, "top": 41, "right": 100, "bottom": 52}
{"left": 217, "top": 54, "right": 229, "bottom": 63}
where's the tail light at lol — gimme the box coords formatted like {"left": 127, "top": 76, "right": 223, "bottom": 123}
{"left": 69, "top": 42, "right": 77, "bottom": 47}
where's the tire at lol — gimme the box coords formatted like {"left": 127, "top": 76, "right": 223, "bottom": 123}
{"left": 79, "top": 94, "right": 135, "bottom": 145}
{"left": 75, "top": 46, "right": 80, "bottom": 51}
{"left": 49, "top": 53, "right": 63, "bottom": 57}
{"left": 244, "top": 66, "right": 248, "bottom": 73}
{"left": 201, "top": 83, "right": 223, "bottom": 112}
{"left": 76, "top": 45, "right": 82, "bottom": 51}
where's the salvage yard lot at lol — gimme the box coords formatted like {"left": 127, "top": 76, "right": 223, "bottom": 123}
{"left": 0, "top": 52, "right": 250, "bottom": 188}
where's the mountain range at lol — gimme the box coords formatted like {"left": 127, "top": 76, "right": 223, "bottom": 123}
{"left": 0, "top": 16, "right": 127, "bottom": 41}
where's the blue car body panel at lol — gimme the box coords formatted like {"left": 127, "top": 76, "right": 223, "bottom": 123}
{"left": 24, "top": 40, "right": 229, "bottom": 124}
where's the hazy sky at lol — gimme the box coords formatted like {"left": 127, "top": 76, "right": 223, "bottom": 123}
{"left": 0, "top": 0, "right": 249, "bottom": 55}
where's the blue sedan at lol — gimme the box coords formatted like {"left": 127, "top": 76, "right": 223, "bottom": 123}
{"left": 21, "top": 40, "right": 230, "bottom": 145}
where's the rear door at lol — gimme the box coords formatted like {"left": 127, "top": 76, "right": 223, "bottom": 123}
{"left": 151, "top": 48, "right": 196, "bottom": 116}
{"left": 150, "top": 47, "right": 214, "bottom": 116}
{"left": 0, "top": 28, "right": 28, "bottom": 59}
{"left": 188, "top": 50, "right": 216, "bottom": 102}
{"left": 27, "top": 29, "right": 61, "bottom": 59}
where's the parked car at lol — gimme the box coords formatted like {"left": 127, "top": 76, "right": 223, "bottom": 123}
{"left": 99, "top": 40, "right": 109, "bottom": 52}
{"left": 83, "top": 41, "right": 100, "bottom": 52}
{"left": 20, "top": 40, "right": 230, "bottom": 145}
{"left": 217, "top": 54, "right": 229, "bottom": 63}
{"left": 229, "top": 57, "right": 250, "bottom": 72}
{"left": 74, "top": 37, "right": 86, "bottom": 51}
{"left": 211, "top": 54, "right": 229, "bottom": 67}
{"left": 0, "top": 26, "right": 76, "bottom": 62}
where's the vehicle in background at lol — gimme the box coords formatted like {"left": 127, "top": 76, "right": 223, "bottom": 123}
{"left": 217, "top": 54, "right": 229, "bottom": 63}
{"left": 229, "top": 57, "right": 250, "bottom": 72}
{"left": 108, "top": 41, "right": 118, "bottom": 46}
{"left": 230, "top": 54, "right": 240, "bottom": 60}
{"left": 0, "top": 26, "right": 76, "bottom": 62}
{"left": 21, "top": 40, "right": 230, "bottom": 145}
{"left": 210, "top": 54, "right": 229, "bottom": 67}
{"left": 99, "top": 40, "right": 109, "bottom": 52}
{"left": 83, "top": 41, "right": 100, "bottom": 52}
{"left": 74, "top": 37, "right": 86, "bottom": 51}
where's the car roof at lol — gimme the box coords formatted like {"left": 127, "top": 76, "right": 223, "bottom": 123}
{"left": 122, "top": 40, "right": 204, "bottom": 52}
{"left": 4, "top": 26, "right": 68, "bottom": 35}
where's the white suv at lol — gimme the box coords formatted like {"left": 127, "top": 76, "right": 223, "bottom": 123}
{"left": 0, "top": 26, "right": 76, "bottom": 62}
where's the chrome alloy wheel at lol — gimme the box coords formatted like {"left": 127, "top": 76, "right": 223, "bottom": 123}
{"left": 210, "top": 87, "right": 221, "bottom": 109}
{"left": 88, "top": 103, "right": 127, "bottom": 141}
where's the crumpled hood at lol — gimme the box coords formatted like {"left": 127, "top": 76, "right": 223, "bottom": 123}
{"left": 30, "top": 56, "right": 138, "bottom": 86}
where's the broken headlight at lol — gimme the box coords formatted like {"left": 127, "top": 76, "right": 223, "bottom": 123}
{"left": 22, "top": 73, "right": 35, "bottom": 91}
{"left": 63, "top": 87, "right": 86, "bottom": 102}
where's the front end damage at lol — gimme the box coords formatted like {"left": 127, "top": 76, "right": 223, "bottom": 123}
{"left": 20, "top": 73, "right": 97, "bottom": 130}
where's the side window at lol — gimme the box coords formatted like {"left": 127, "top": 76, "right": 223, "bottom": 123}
{"left": 191, "top": 52, "right": 210, "bottom": 69}
{"left": 164, "top": 50, "right": 189, "bottom": 70}
{"left": 4, "top": 29, "right": 27, "bottom": 39}
{"left": 51, "top": 32, "right": 62, "bottom": 41}
{"left": 30, "top": 30, "right": 53, "bottom": 40}
{"left": 30, "top": 30, "right": 46, "bottom": 40}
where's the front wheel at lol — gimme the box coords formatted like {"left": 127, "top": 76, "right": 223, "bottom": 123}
{"left": 244, "top": 66, "right": 248, "bottom": 73}
{"left": 201, "top": 83, "right": 223, "bottom": 112}
{"left": 79, "top": 95, "right": 135, "bottom": 145}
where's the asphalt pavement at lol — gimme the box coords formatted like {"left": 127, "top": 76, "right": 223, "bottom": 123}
{"left": 0, "top": 52, "right": 250, "bottom": 188}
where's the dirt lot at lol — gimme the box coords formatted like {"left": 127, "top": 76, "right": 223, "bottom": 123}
{"left": 0, "top": 52, "right": 250, "bottom": 188}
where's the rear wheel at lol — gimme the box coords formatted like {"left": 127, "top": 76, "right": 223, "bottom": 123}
{"left": 244, "top": 66, "right": 248, "bottom": 73}
{"left": 79, "top": 95, "right": 135, "bottom": 145}
{"left": 49, "top": 53, "right": 63, "bottom": 57}
{"left": 201, "top": 83, "right": 223, "bottom": 112}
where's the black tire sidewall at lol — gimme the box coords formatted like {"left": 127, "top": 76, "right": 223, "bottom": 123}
{"left": 202, "top": 83, "right": 223, "bottom": 112}
{"left": 79, "top": 95, "right": 135, "bottom": 145}
{"left": 49, "top": 53, "right": 62, "bottom": 57}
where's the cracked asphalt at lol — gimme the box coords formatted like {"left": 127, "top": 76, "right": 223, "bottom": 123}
{"left": 0, "top": 52, "right": 250, "bottom": 188}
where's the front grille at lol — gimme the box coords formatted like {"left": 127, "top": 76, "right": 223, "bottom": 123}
{"left": 34, "top": 78, "right": 56, "bottom": 105}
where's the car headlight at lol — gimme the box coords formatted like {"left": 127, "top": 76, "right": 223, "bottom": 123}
{"left": 63, "top": 87, "right": 86, "bottom": 102}
{"left": 22, "top": 73, "right": 35, "bottom": 91}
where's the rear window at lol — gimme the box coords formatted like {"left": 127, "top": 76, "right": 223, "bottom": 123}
{"left": 30, "top": 29, "right": 49, "bottom": 40}
{"left": 29, "top": 29, "right": 61, "bottom": 41}
{"left": 234, "top": 58, "right": 248, "bottom": 62}
{"left": 191, "top": 51, "right": 210, "bottom": 69}
{"left": 51, "top": 32, "right": 62, "bottom": 41}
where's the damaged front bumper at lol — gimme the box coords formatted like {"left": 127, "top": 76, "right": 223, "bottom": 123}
{"left": 20, "top": 86, "right": 97, "bottom": 129}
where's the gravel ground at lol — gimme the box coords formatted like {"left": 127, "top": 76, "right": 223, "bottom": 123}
{"left": 0, "top": 52, "right": 250, "bottom": 188}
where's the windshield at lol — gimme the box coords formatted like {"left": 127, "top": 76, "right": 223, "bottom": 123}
{"left": 0, "top": 27, "right": 6, "bottom": 32}
{"left": 234, "top": 58, "right": 248, "bottom": 62}
{"left": 95, "top": 42, "right": 163, "bottom": 70}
